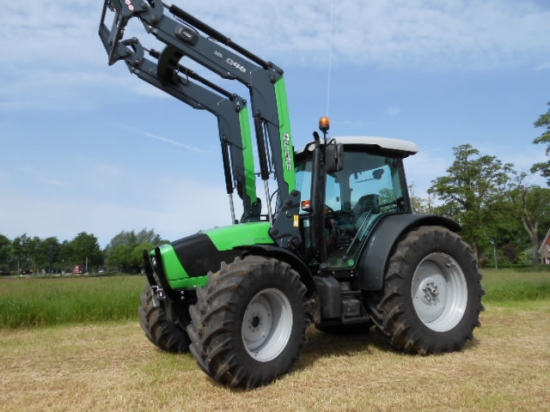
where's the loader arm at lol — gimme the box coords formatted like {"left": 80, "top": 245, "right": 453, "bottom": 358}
{"left": 112, "top": 37, "right": 260, "bottom": 222}
{"left": 100, "top": 0, "right": 302, "bottom": 249}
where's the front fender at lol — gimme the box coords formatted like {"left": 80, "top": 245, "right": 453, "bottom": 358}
{"left": 356, "top": 214, "right": 461, "bottom": 291}
{"left": 244, "top": 245, "right": 316, "bottom": 299}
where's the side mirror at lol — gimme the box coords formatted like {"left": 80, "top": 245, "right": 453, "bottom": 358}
{"left": 325, "top": 143, "right": 344, "bottom": 173}
{"left": 373, "top": 169, "right": 384, "bottom": 180}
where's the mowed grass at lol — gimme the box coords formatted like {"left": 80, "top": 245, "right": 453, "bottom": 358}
{"left": 0, "top": 270, "right": 549, "bottom": 411}
{"left": 0, "top": 304, "right": 548, "bottom": 411}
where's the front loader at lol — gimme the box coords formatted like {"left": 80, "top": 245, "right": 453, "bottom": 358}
{"left": 99, "top": 0, "right": 484, "bottom": 389}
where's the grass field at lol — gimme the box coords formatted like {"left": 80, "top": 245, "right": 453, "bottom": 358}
{"left": 0, "top": 275, "right": 145, "bottom": 328}
{"left": 482, "top": 268, "right": 550, "bottom": 302}
{"left": 0, "top": 270, "right": 549, "bottom": 411}
{"left": 1, "top": 269, "right": 549, "bottom": 328}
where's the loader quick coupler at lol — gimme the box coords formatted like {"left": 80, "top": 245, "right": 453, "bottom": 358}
{"left": 150, "top": 285, "right": 165, "bottom": 307}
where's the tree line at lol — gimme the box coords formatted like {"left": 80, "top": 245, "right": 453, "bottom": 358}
{"left": 0, "top": 229, "right": 167, "bottom": 275}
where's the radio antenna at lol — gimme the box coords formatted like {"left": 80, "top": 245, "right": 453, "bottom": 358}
{"left": 325, "top": 0, "right": 335, "bottom": 116}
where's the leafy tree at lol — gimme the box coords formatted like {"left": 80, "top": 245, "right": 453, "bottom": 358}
{"left": 105, "top": 229, "right": 165, "bottom": 272}
{"left": 11, "top": 234, "right": 41, "bottom": 273}
{"left": 485, "top": 205, "right": 526, "bottom": 266}
{"left": 0, "top": 234, "right": 11, "bottom": 271}
{"left": 108, "top": 244, "right": 134, "bottom": 272}
{"left": 135, "top": 228, "right": 162, "bottom": 245}
{"left": 59, "top": 240, "right": 73, "bottom": 273}
{"left": 409, "top": 184, "right": 434, "bottom": 214}
{"left": 502, "top": 181, "right": 550, "bottom": 266}
{"left": 36, "top": 237, "right": 61, "bottom": 273}
{"left": 107, "top": 230, "right": 138, "bottom": 249}
{"left": 107, "top": 228, "right": 163, "bottom": 249}
{"left": 69, "top": 232, "right": 103, "bottom": 270}
{"left": 428, "top": 144, "right": 514, "bottom": 262}
{"left": 531, "top": 102, "right": 550, "bottom": 186}
{"left": 11, "top": 234, "right": 30, "bottom": 267}
{"left": 131, "top": 242, "right": 155, "bottom": 269}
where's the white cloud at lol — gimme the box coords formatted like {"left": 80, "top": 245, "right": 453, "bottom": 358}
{"left": 536, "top": 62, "right": 550, "bottom": 71}
{"left": 0, "top": 0, "right": 548, "bottom": 114}
{"left": 115, "top": 124, "right": 212, "bottom": 153}
{"left": 15, "top": 165, "right": 73, "bottom": 187}
{"left": 387, "top": 107, "right": 403, "bottom": 117}
{"left": 38, "top": 178, "right": 74, "bottom": 187}
{"left": 2, "top": 1, "right": 548, "bottom": 77}
{"left": 0, "top": 66, "right": 136, "bottom": 111}
{"left": 193, "top": 0, "right": 550, "bottom": 70}
{"left": 94, "top": 164, "right": 121, "bottom": 177}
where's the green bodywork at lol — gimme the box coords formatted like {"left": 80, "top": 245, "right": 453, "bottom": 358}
{"left": 158, "top": 222, "right": 275, "bottom": 289}
{"left": 156, "top": 243, "right": 194, "bottom": 288}
{"left": 207, "top": 221, "right": 274, "bottom": 250}
{"left": 274, "top": 78, "right": 297, "bottom": 193}
{"left": 238, "top": 106, "right": 258, "bottom": 205}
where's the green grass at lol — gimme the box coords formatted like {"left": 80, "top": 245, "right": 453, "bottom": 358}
{"left": 0, "top": 275, "right": 146, "bottom": 329}
{"left": 1, "top": 268, "right": 549, "bottom": 329}
{"left": 482, "top": 268, "right": 550, "bottom": 302}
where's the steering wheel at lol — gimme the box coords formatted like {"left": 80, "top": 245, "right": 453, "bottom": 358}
{"left": 324, "top": 205, "right": 335, "bottom": 215}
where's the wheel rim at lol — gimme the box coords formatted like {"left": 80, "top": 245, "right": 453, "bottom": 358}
{"left": 411, "top": 253, "right": 468, "bottom": 332}
{"left": 241, "top": 288, "right": 293, "bottom": 362}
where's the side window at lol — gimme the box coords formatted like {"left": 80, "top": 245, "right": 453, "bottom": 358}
{"left": 295, "top": 161, "right": 312, "bottom": 215}
{"left": 349, "top": 158, "right": 403, "bottom": 212}
{"left": 296, "top": 161, "right": 342, "bottom": 213}
{"left": 350, "top": 165, "right": 392, "bottom": 208}
{"left": 325, "top": 174, "right": 341, "bottom": 211}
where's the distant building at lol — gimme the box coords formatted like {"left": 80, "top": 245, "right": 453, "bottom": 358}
{"left": 539, "top": 228, "right": 550, "bottom": 265}
{"left": 73, "top": 265, "right": 86, "bottom": 274}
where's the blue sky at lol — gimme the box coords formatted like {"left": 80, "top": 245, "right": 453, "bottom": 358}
{"left": 1, "top": 0, "right": 549, "bottom": 247}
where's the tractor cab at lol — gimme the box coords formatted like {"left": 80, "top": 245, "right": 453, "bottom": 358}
{"left": 295, "top": 132, "right": 418, "bottom": 269}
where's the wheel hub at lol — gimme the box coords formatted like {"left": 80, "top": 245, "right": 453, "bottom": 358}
{"left": 249, "top": 315, "right": 261, "bottom": 329}
{"left": 421, "top": 280, "right": 440, "bottom": 304}
{"left": 243, "top": 298, "right": 272, "bottom": 352}
{"left": 241, "top": 288, "right": 293, "bottom": 363}
{"left": 411, "top": 253, "right": 468, "bottom": 332}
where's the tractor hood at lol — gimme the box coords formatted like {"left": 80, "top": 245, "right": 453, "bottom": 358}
{"left": 150, "top": 222, "right": 274, "bottom": 290}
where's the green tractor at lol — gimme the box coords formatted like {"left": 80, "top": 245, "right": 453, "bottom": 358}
{"left": 100, "top": 1, "right": 484, "bottom": 389}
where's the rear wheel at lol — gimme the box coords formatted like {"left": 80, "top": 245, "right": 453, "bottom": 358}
{"left": 366, "top": 226, "right": 484, "bottom": 354}
{"left": 187, "top": 255, "right": 312, "bottom": 389}
{"left": 139, "top": 285, "right": 190, "bottom": 353}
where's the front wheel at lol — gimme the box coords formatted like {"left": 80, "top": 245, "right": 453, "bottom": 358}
{"left": 187, "top": 256, "right": 312, "bottom": 389}
{"left": 139, "top": 285, "right": 191, "bottom": 353}
{"left": 366, "top": 226, "right": 484, "bottom": 354}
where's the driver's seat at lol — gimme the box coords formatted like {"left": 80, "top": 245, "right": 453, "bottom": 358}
{"left": 353, "top": 194, "right": 380, "bottom": 216}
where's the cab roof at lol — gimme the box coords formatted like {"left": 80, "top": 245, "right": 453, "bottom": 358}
{"left": 301, "top": 136, "right": 419, "bottom": 158}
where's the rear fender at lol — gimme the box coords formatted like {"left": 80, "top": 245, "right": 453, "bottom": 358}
{"left": 356, "top": 214, "right": 461, "bottom": 291}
